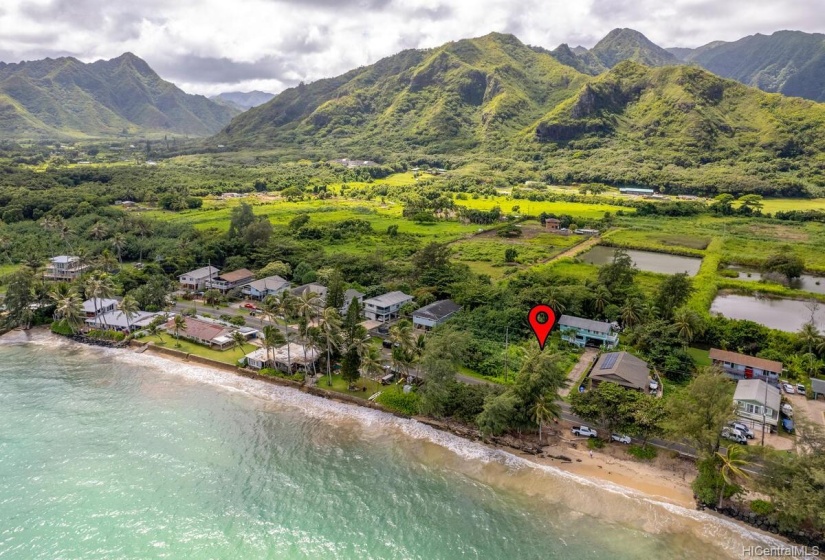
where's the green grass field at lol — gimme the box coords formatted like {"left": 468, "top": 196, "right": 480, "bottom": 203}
{"left": 455, "top": 196, "right": 632, "bottom": 220}
{"left": 138, "top": 335, "right": 255, "bottom": 365}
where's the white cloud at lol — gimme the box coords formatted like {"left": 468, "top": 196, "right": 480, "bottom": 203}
{"left": 0, "top": 0, "right": 823, "bottom": 95}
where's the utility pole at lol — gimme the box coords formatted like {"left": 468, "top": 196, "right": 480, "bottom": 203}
{"left": 762, "top": 377, "right": 768, "bottom": 446}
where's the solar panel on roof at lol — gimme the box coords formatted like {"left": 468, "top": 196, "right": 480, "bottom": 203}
{"left": 600, "top": 353, "right": 619, "bottom": 369}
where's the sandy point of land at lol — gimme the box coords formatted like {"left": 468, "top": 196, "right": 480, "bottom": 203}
{"left": 509, "top": 437, "right": 697, "bottom": 509}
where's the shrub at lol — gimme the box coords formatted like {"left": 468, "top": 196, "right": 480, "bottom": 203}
{"left": 50, "top": 320, "right": 74, "bottom": 336}
{"left": 587, "top": 438, "right": 605, "bottom": 449}
{"left": 229, "top": 316, "right": 246, "bottom": 326}
{"left": 627, "top": 444, "right": 657, "bottom": 460}
{"left": 749, "top": 499, "right": 775, "bottom": 516}
{"left": 376, "top": 389, "right": 420, "bottom": 415}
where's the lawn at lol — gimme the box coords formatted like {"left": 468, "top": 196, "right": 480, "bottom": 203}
{"left": 314, "top": 372, "right": 381, "bottom": 398}
{"left": 687, "top": 347, "right": 711, "bottom": 367}
{"left": 138, "top": 335, "right": 255, "bottom": 365}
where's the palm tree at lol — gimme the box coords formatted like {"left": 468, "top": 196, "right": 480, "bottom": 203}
{"left": 118, "top": 295, "right": 140, "bottom": 333}
{"left": 147, "top": 317, "right": 164, "bottom": 343}
{"left": 673, "top": 307, "right": 700, "bottom": 345}
{"left": 318, "top": 307, "right": 343, "bottom": 386}
{"left": 84, "top": 272, "right": 115, "bottom": 329}
{"left": 798, "top": 321, "right": 822, "bottom": 357}
{"left": 173, "top": 314, "right": 187, "bottom": 347}
{"left": 231, "top": 331, "right": 248, "bottom": 358}
{"left": 262, "top": 325, "right": 285, "bottom": 366}
{"left": 715, "top": 445, "right": 751, "bottom": 508}
{"left": 619, "top": 298, "right": 642, "bottom": 328}
{"left": 592, "top": 285, "right": 611, "bottom": 317}
{"left": 546, "top": 288, "right": 566, "bottom": 316}
{"left": 360, "top": 346, "right": 385, "bottom": 391}
{"left": 530, "top": 393, "right": 560, "bottom": 444}
{"left": 89, "top": 222, "right": 108, "bottom": 241}
{"left": 389, "top": 320, "right": 416, "bottom": 376}
{"left": 111, "top": 233, "right": 126, "bottom": 264}
{"left": 274, "top": 291, "right": 296, "bottom": 371}
{"left": 295, "top": 291, "right": 321, "bottom": 375}
{"left": 54, "top": 294, "right": 84, "bottom": 333}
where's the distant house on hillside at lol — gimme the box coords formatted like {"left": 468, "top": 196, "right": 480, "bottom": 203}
{"left": 206, "top": 268, "right": 254, "bottom": 293}
{"left": 559, "top": 315, "right": 618, "bottom": 349}
{"left": 243, "top": 276, "right": 291, "bottom": 300}
{"left": 619, "top": 187, "right": 655, "bottom": 196}
{"left": 44, "top": 256, "right": 89, "bottom": 281}
{"left": 733, "top": 379, "right": 780, "bottom": 429}
{"left": 590, "top": 352, "right": 650, "bottom": 392}
{"left": 709, "top": 349, "right": 782, "bottom": 386}
{"left": 330, "top": 158, "right": 378, "bottom": 168}
{"left": 179, "top": 265, "right": 219, "bottom": 291}
{"left": 363, "top": 291, "right": 414, "bottom": 323}
{"left": 412, "top": 300, "right": 461, "bottom": 331}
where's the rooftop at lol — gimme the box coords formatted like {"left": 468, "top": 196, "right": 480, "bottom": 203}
{"left": 246, "top": 275, "right": 290, "bottom": 292}
{"left": 215, "top": 268, "right": 254, "bottom": 283}
{"left": 734, "top": 379, "right": 781, "bottom": 411}
{"left": 291, "top": 283, "right": 327, "bottom": 299}
{"left": 709, "top": 349, "right": 783, "bottom": 372}
{"left": 180, "top": 265, "right": 219, "bottom": 280}
{"left": 86, "top": 310, "right": 157, "bottom": 329}
{"left": 559, "top": 314, "right": 613, "bottom": 334}
{"left": 82, "top": 298, "right": 118, "bottom": 313}
{"left": 271, "top": 343, "right": 319, "bottom": 364}
{"left": 591, "top": 352, "right": 650, "bottom": 390}
{"left": 51, "top": 255, "right": 79, "bottom": 264}
{"left": 165, "top": 316, "right": 229, "bottom": 342}
{"left": 364, "top": 291, "right": 413, "bottom": 307}
{"left": 413, "top": 299, "right": 462, "bottom": 321}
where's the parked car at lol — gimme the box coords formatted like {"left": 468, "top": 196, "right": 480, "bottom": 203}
{"left": 782, "top": 382, "right": 795, "bottom": 394}
{"left": 796, "top": 383, "right": 806, "bottom": 395}
{"left": 782, "top": 417, "right": 795, "bottom": 433}
{"left": 648, "top": 379, "right": 659, "bottom": 392}
{"left": 721, "top": 427, "right": 748, "bottom": 445}
{"left": 611, "top": 433, "right": 631, "bottom": 444}
{"left": 781, "top": 403, "right": 794, "bottom": 418}
{"left": 730, "top": 422, "right": 754, "bottom": 439}
{"left": 571, "top": 426, "right": 598, "bottom": 438}
{"left": 243, "top": 303, "right": 258, "bottom": 310}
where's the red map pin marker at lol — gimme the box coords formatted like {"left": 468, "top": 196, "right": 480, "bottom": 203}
{"left": 528, "top": 305, "right": 557, "bottom": 350}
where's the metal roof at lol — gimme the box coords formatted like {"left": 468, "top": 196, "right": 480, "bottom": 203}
{"left": 364, "top": 291, "right": 413, "bottom": 307}
{"left": 709, "top": 348, "right": 783, "bottom": 372}
{"left": 180, "top": 265, "right": 219, "bottom": 280}
{"left": 558, "top": 314, "right": 613, "bottom": 334}
{"left": 246, "top": 275, "right": 289, "bottom": 292}
{"left": 591, "top": 352, "right": 650, "bottom": 390}
{"left": 734, "top": 379, "right": 781, "bottom": 411}
{"left": 412, "top": 299, "right": 461, "bottom": 321}
{"left": 82, "top": 298, "right": 118, "bottom": 313}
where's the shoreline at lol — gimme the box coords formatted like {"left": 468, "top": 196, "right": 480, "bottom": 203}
{"left": 131, "top": 336, "right": 699, "bottom": 508}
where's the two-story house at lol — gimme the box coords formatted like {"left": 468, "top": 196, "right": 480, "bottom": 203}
{"left": 206, "top": 268, "right": 255, "bottom": 294}
{"left": 558, "top": 315, "right": 619, "bottom": 349}
{"left": 710, "top": 349, "right": 782, "bottom": 386}
{"left": 82, "top": 298, "right": 118, "bottom": 318}
{"left": 44, "top": 256, "right": 89, "bottom": 281}
{"left": 733, "top": 379, "right": 780, "bottom": 429}
{"left": 363, "top": 291, "right": 414, "bottom": 323}
{"left": 178, "top": 266, "right": 219, "bottom": 291}
{"left": 243, "top": 275, "right": 291, "bottom": 300}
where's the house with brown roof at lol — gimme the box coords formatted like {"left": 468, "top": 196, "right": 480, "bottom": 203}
{"left": 589, "top": 351, "right": 651, "bottom": 392}
{"left": 709, "top": 349, "right": 782, "bottom": 386}
{"left": 163, "top": 316, "right": 258, "bottom": 350}
{"left": 206, "top": 268, "right": 254, "bottom": 293}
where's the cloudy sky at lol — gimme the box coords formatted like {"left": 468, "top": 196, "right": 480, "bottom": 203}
{"left": 1, "top": 0, "right": 823, "bottom": 96}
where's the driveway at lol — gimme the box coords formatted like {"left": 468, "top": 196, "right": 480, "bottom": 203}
{"left": 559, "top": 348, "right": 598, "bottom": 397}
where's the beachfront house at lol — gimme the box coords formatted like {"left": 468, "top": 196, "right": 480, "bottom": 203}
{"left": 559, "top": 315, "right": 618, "bottom": 349}
{"left": 44, "top": 256, "right": 89, "bottom": 281}
{"left": 245, "top": 343, "right": 319, "bottom": 373}
{"left": 164, "top": 316, "right": 258, "bottom": 350}
{"left": 363, "top": 291, "right": 414, "bottom": 323}
{"left": 206, "top": 268, "right": 255, "bottom": 294}
{"left": 412, "top": 300, "right": 462, "bottom": 331}
{"left": 589, "top": 352, "right": 650, "bottom": 392}
{"left": 733, "top": 379, "right": 780, "bottom": 429}
{"left": 243, "top": 275, "right": 291, "bottom": 300}
{"left": 86, "top": 310, "right": 158, "bottom": 332}
{"left": 179, "top": 265, "right": 219, "bottom": 291}
{"left": 709, "top": 349, "right": 782, "bottom": 386}
{"left": 82, "top": 298, "right": 118, "bottom": 318}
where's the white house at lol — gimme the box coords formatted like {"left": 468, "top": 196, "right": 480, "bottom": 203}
{"left": 243, "top": 276, "right": 291, "bottom": 300}
{"left": 206, "top": 268, "right": 255, "bottom": 293}
{"left": 734, "top": 379, "right": 781, "bottom": 429}
{"left": 341, "top": 289, "right": 364, "bottom": 314}
{"left": 82, "top": 298, "right": 118, "bottom": 318}
{"left": 179, "top": 266, "right": 219, "bottom": 291}
{"left": 44, "top": 256, "right": 89, "bottom": 281}
{"left": 412, "top": 299, "right": 461, "bottom": 331}
{"left": 363, "top": 291, "right": 414, "bottom": 322}
{"left": 86, "top": 310, "right": 158, "bottom": 332}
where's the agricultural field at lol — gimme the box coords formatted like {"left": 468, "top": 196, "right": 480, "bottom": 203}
{"left": 454, "top": 196, "right": 632, "bottom": 221}
{"left": 450, "top": 221, "right": 582, "bottom": 279}
{"left": 534, "top": 258, "right": 667, "bottom": 298}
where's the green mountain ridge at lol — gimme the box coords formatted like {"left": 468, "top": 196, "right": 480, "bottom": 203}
{"left": 0, "top": 53, "right": 238, "bottom": 138}
{"left": 216, "top": 33, "right": 825, "bottom": 194}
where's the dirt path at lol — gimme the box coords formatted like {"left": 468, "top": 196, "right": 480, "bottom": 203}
{"left": 542, "top": 235, "right": 601, "bottom": 265}
{"left": 560, "top": 347, "right": 598, "bottom": 397}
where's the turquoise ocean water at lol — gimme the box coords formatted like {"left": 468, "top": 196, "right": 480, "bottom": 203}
{"left": 0, "top": 332, "right": 784, "bottom": 559}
